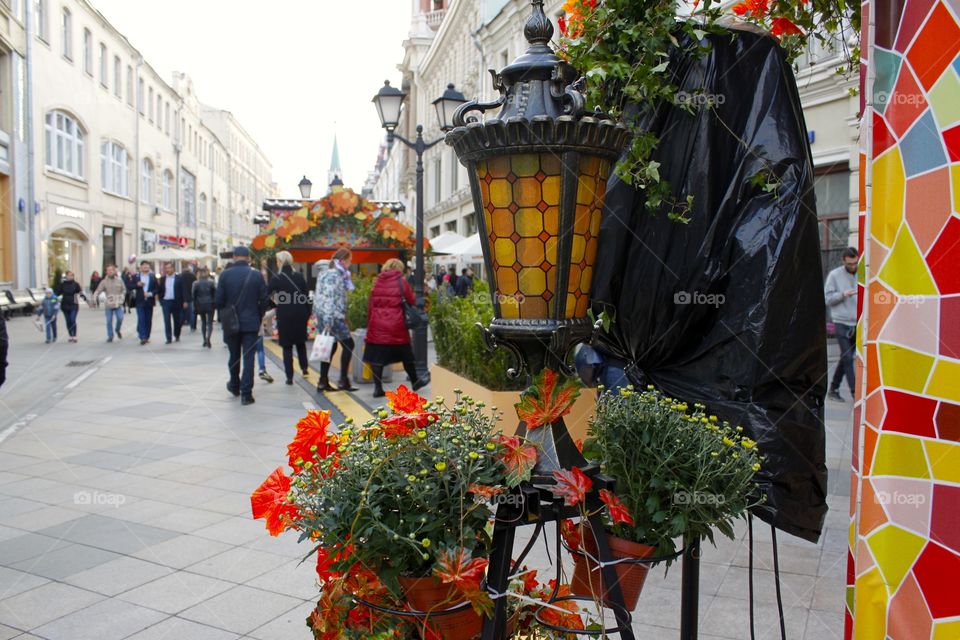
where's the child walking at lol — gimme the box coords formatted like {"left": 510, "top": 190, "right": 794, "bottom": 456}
{"left": 36, "top": 288, "right": 60, "bottom": 343}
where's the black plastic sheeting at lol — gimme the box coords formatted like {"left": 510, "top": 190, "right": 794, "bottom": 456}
{"left": 590, "top": 26, "right": 828, "bottom": 543}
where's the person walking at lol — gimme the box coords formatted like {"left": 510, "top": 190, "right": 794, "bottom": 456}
{"left": 364, "top": 258, "right": 425, "bottom": 397}
{"left": 454, "top": 267, "right": 474, "bottom": 297}
{"left": 0, "top": 311, "right": 7, "bottom": 389}
{"left": 825, "top": 247, "right": 859, "bottom": 401}
{"left": 313, "top": 247, "right": 357, "bottom": 392}
{"left": 91, "top": 264, "right": 126, "bottom": 342}
{"left": 89, "top": 271, "right": 102, "bottom": 307}
{"left": 215, "top": 246, "right": 267, "bottom": 405}
{"left": 158, "top": 262, "right": 185, "bottom": 344}
{"left": 268, "top": 251, "right": 312, "bottom": 385}
{"left": 55, "top": 271, "right": 86, "bottom": 343}
{"left": 35, "top": 288, "right": 60, "bottom": 343}
{"left": 257, "top": 307, "right": 276, "bottom": 384}
{"left": 128, "top": 260, "right": 159, "bottom": 345}
{"left": 193, "top": 268, "right": 217, "bottom": 348}
{"left": 180, "top": 264, "right": 197, "bottom": 333}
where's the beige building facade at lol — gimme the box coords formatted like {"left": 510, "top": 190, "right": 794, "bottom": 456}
{"left": 5, "top": 0, "right": 273, "bottom": 287}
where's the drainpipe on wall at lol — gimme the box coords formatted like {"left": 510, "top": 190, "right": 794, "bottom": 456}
{"left": 134, "top": 57, "right": 143, "bottom": 259}
{"left": 24, "top": 0, "right": 37, "bottom": 286}
{"left": 175, "top": 97, "right": 183, "bottom": 241}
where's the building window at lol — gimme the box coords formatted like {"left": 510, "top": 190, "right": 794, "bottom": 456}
{"left": 113, "top": 57, "right": 121, "bottom": 98}
{"left": 35, "top": 0, "right": 49, "bottom": 42}
{"left": 156, "top": 95, "right": 162, "bottom": 129}
{"left": 44, "top": 110, "right": 85, "bottom": 179}
{"left": 98, "top": 43, "right": 107, "bottom": 87}
{"left": 464, "top": 212, "right": 477, "bottom": 236}
{"left": 126, "top": 65, "right": 133, "bottom": 105}
{"left": 433, "top": 157, "right": 442, "bottom": 204}
{"left": 137, "top": 78, "right": 144, "bottom": 114}
{"left": 181, "top": 169, "right": 196, "bottom": 226}
{"left": 60, "top": 8, "right": 71, "bottom": 59}
{"left": 199, "top": 193, "right": 207, "bottom": 223}
{"left": 148, "top": 87, "right": 154, "bottom": 122}
{"left": 82, "top": 29, "right": 92, "bottom": 75}
{"left": 212, "top": 198, "right": 219, "bottom": 227}
{"left": 100, "top": 141, "right": 129, "bottom": 196}
{"left": 429, "top": 225, "right": 441, "bottom": 239}
{"left": 141, "top": 159, "right": 153, "bottom": 204}
{"left": 161, "top": 170, "right": 173, "bottom": 209}
{"left": 813, "top": 167, "right": 852, "bottom": 275}
{"left": 444, "top": 220, "right": 457, "bottom": 233}
{"left": 164, "top": 103, "right": 170, "bottom": 135}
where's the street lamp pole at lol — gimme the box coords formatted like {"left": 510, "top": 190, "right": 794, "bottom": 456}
{"left": 372, "top": 81, "right": 466, "bottom": 384}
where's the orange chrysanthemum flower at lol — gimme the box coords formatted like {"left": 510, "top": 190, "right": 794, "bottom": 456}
{"left": 385, "top": 385, "right": 428, "bottom": 414}
{"left": 287, "top": 410, "right": 338, "bottom": 473}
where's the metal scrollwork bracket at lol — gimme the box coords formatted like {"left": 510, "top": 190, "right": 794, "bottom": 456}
{"left": 477, "top": 323, "right": 526, "bottom": 380}
{"left": 452, "top": 94, "right": 507, "bottom": 128}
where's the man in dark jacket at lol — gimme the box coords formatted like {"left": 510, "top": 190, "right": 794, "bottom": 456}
{"left": 215, "top": 246, "right": 267, "bottom": 405}
{"left": 180, "top": 264, "right": 197, "bottom": 333}
{"left": 127, "top": 260, "right": 159, "bottom": 344}
{"left": 157, "top": 262, "right": 185, "bottom": 344}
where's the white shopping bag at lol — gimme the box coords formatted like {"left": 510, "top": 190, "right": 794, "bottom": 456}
{"left": 311, "top": 330, "right": 336, "bottom": 362}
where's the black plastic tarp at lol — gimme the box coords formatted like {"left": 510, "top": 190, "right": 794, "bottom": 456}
{"left": 590, "top": 26, "right": 828, "bottom": 543}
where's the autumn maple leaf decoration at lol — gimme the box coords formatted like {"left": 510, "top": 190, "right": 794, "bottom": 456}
{"left": 515, "top": 369, "right": 581, "bottom": 430}
{"left": 497, "top": 435, "right": 538, "bottom": 487}
{"left": 551, "top": 466, "right": 593, "bottom": 507}
{"left": 386, "top": 385, "right": 427, "bottom": 413}
{"left": 287, "top": 410, "right": 338, "bottom": 473}
{"left": 599, "top": 489, "right": 635, "bottom": 526}
{"left": 250, "top": 467, "right": 297, "bottom": 536}
{"left": 434, "top": 547, "right": 492, "bottom": 616}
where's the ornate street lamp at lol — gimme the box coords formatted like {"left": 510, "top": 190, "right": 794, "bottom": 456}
{"left": 298, "top": 175, "right": 313, "bottom": 200}
{"left": 445, "top": 2, "right": 638, "bottom": 638}
{"left": 372, "top": 80, "right": 467, "bottom": 384}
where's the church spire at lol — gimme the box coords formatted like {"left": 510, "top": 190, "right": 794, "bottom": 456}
{"left": 328, "top": 134, "right": 343, "bottom": 189}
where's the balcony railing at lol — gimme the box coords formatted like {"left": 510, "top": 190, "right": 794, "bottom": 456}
{"left": 425, "top": 9, "right": 446, "bottom": 29}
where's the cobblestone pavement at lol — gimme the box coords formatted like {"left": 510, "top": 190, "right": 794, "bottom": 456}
{"left": 0, "top": 307, "right": 849, "bottom": 639}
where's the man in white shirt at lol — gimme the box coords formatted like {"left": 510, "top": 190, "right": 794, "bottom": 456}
{"left": 157, "top": 262, "right": 185, "bottom": 344}
{"left": 128, "top": 261, "right": 159, "bottom": 345}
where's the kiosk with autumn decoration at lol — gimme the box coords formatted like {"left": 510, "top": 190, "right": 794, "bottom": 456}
{"left": 251, "top": 185, "right": 421, "bottom": 274}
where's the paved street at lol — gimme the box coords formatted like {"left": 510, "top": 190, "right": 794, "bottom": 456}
{"left": 0, "top": 306, "right": 849, "bottom": 639}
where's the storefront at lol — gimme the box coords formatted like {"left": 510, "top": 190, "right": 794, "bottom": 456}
{"left": 47, "top": 204, "right": 91, "bottom": 283}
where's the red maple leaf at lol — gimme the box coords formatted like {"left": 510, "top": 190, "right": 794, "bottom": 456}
{"left": 386, "top": 385, "right": 428, "bottom": 414}
{"left": 287, "top": 410, "right": 337, "bottom": 473}
{"left": 520, "top": 568, "right": 539, "bottom": 594}
{"left": 550, "top": 467, "right": 592, "bottom": 507}
{"left": 770, "top": 16, "right": 804, "bottom": 36}
{"left": 434, "top": 547, "right": 492, "bottom": 616}
{"left": 467, "top": 483, "right": 505, "bottom": 500}
{"left": 538, "top": 583, "right": 585, "bottom": 631}
{"left": 497, "top": 435, "right": 538, "bottom": 487}
{"left": 380, "top": 412, "right": 438, "bottom": 438}
{"left": 599, "top": 489, "right": 635, "bottom": 526}
{"left": 250, "top": 467, "right": 298, "bottom": 536}
{"left": 731, "top": 0, "right": 769, "bottom": 16}
{"left": 560, "top": 519, "right": 582, "bottom": 551}
{"left": 514, "top": 369, "right": 581, "bottom": 430}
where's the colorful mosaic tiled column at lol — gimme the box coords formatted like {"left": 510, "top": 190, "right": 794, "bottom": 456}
{"left": 849, "top": 0, "right": 960, "bottom": 637}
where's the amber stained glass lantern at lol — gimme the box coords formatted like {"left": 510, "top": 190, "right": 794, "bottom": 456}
{"left": 445, "top": 2, "right": 628, "bottom": 372}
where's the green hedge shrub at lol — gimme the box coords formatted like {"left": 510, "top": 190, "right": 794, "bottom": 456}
{"left": 429, "top": 280, "right": 524, "bottom": 391}
{"left": 346, "top": 276, "right": 374, "bottom": 329}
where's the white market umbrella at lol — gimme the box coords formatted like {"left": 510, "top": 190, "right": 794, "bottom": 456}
{"left": 443, "top": 233, "right": 484, "bottom": 260}
{"left": 428, "top": 231, "right": 467, "bottom": 254}
{"left": 138, "top": 248, "right": 188, "bottom": 261}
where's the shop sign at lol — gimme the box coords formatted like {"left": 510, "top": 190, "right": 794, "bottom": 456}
{"left": 158, "top": 234, "right": 180, "bottom": 247}
{"left": 55, "top": 205, "right": 85, "bottom": 220}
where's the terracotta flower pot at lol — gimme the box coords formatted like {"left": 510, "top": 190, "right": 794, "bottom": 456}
{"left": 398, "top": 574, "right": 483, "bottom": 640}
{"left": 570, "top": 530, "right": 657, "bottom": 611}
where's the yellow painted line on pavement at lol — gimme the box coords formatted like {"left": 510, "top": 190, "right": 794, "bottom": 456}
{"left": 263, "top": 339, "right": 373, "bottom": 424}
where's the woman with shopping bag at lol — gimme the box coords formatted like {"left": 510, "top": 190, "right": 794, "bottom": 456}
{"left": 312, "top": 247, "right": 358, "bottom": 392}
{"left": 268, "top": 251, "right": 312, "bottom": 385}
{"left": 363, "top": 258, "right": 425, "bottom": 398}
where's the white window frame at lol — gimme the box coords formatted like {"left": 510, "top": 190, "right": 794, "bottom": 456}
{"left": 98, "top": 42, "right": 107, "bottom": 88}
{"left": 82, "top": 28, "right": 92, "bottom": 75}
{"left": 100, "top": 141, "right": 129, "bottom": 197}
{"left": 113, "top": 56, "right": 122, "bottom": 98}
{"left": 126, "top": 65, "right": 134, "bottom": 105}
{"left": 156, "top": 95, "right": 162, "bottom": 129}
{"left": 137, "top": 78, "right": 144, "bottom": 114}
{"left": 199, "top": 193, "right": 207, "bottom": 223}
{"left": 60, "top": 7, "right": 72, "bottom": 60}
{"left": 148, "top": 87, "right": 154, "bottom": 122}
{"left": 140, "top": 159, "right": 153, "bottom": 204}
{"left": 35, "top": 0, "right": 49, "bottom": 42}
{"left": 44, "top": 110, "right": 85, "bottom": 180}
{"left": 161, "top": 170, "right": 173, "bottom": 209}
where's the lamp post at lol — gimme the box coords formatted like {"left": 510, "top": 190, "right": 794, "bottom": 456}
{"left": 298, "top": 175, "right": 313, "bottom": 200}
{"left": 372, "top": 80, "right": 466, "bottom": 384}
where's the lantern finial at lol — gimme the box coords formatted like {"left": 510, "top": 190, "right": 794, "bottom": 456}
{"left": 524, "top": 0, "right": 553, "bottom": 45}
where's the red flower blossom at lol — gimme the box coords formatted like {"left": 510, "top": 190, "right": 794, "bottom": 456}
{"left": 497, "top": 435, "right": 538, "bottom": 487}
{"left": 558, "top": 14, "right": 568, "bottom": 35}
{"left": 731, "top": 0, "right": 769, "bottom": 17}
{"left": 560, "top": 519, "right": 582, "bottom": 551}
{"left": 770, "top": 16, "right": 804, "bottom": 36}
{"left": 386, "top": 385, "right": 427, "bottom": 414}
{"left": 467, "top": 483, "right": 504, "bottom": 500}
{"left": 599, "top": 489, "right": 635, "bottom": 526}
{"left": 287, "top": 410, "right": 337, "bottom": 473}
{"left": 250, "top": 467, "right": 298, "bottom": 536}
{"left": 551, "top": 467, "right": 592, "bottom": 507}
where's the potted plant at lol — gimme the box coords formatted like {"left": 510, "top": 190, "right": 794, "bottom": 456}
{"left": 250, "top": 386, "right": 540, "bottom": 639}
{"left": 566, "top": 385, "right": 764, "bottom": 610}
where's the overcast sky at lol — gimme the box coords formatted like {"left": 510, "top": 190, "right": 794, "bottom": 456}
{"left": 93, "top": 0, "right": 413, "bottom": 198}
